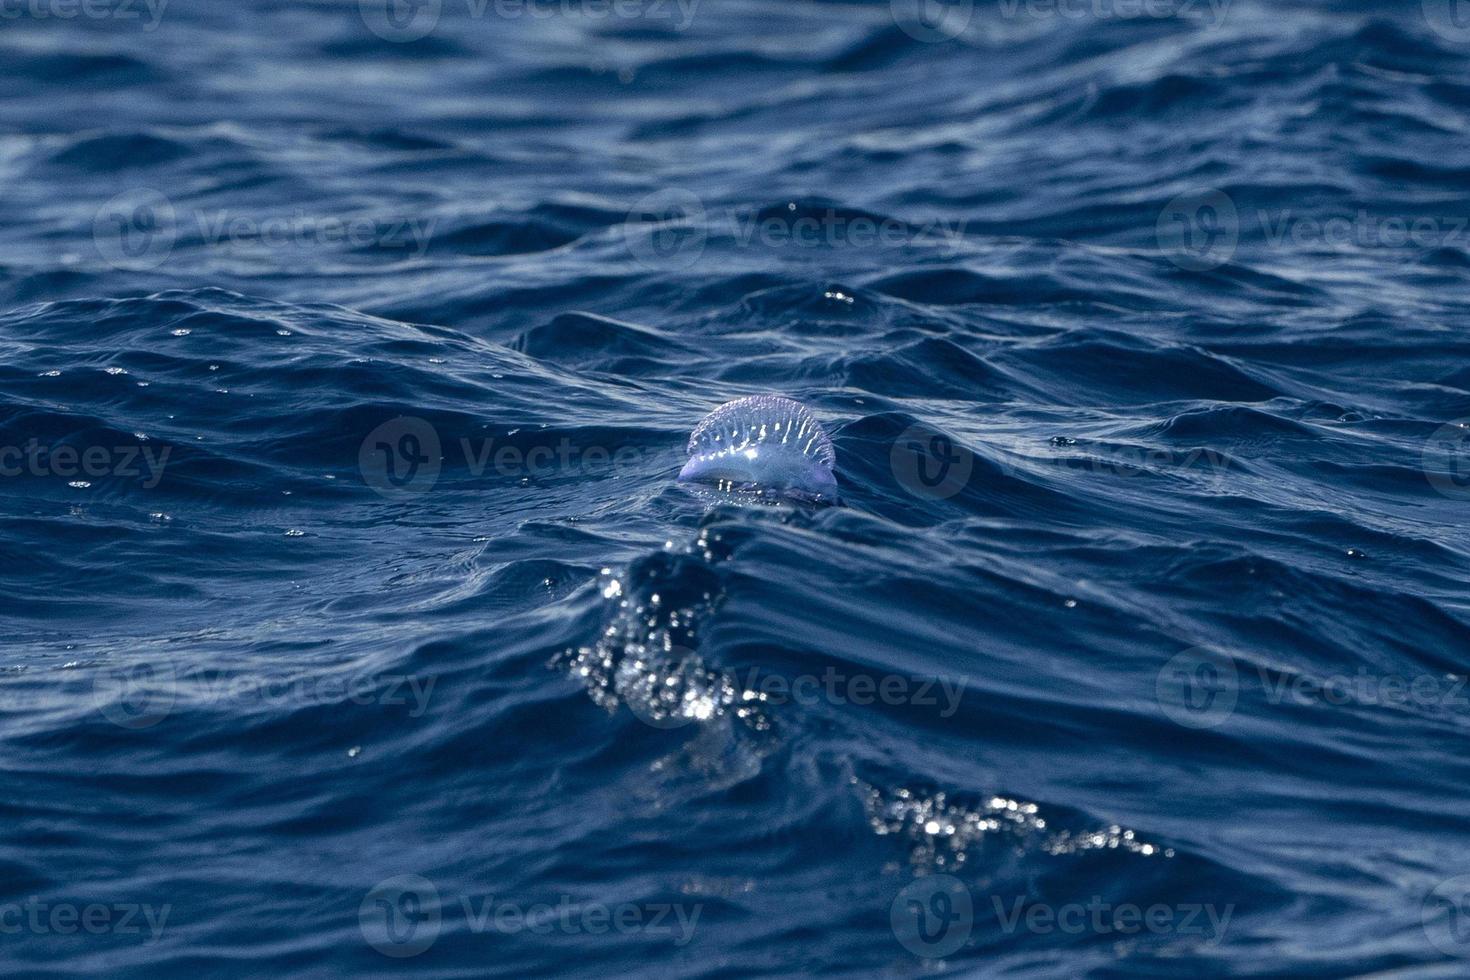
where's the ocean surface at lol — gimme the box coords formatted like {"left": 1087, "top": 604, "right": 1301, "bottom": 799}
{"left": 5, "top": 0, "right": 1470, "bottom": 976}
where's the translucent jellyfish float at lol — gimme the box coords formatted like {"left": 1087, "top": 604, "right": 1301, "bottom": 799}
{"left": 677, "top": 394, "right": 838, "bottom": 503}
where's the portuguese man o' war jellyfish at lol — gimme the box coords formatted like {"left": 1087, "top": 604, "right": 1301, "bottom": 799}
{"left": 677, "top": 394, "right": 838, "bottom": 503}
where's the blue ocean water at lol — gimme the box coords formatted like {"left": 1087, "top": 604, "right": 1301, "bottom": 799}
{"left": 5, "top": 0, "right": 1470, "bottom": 975}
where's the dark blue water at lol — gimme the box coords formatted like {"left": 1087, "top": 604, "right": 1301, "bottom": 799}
{"left": 6, "top": 0, "right": 1470, "bottom": 975}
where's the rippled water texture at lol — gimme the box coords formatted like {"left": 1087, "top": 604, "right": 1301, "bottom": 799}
{"left": 5, "top": 0, "right": 1470, "bottom": 976}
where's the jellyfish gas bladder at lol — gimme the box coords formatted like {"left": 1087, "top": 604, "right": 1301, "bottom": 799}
{"left": 677, "top": 394, "right": 838, "bottom": 503}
